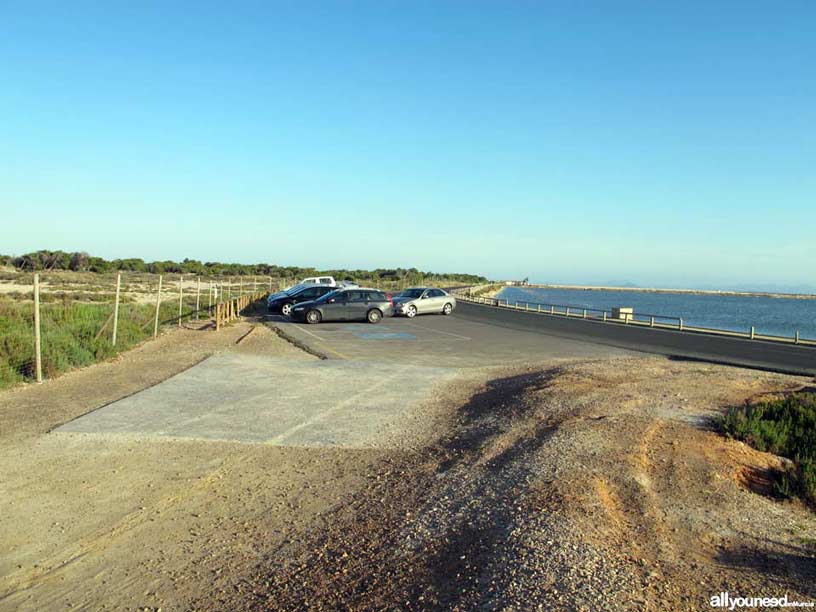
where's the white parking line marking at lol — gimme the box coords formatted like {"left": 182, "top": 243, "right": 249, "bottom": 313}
{"left": 403, "top": 321, "right": 471, "bottom": 340}
{"left": 266, "top": 365, "right": 413, "bottom": 445}
{"left": 291, "top": 325, "right": 326, "bottom": 342}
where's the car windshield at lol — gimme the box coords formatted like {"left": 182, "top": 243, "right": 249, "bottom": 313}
{"left": 399, "top": 289, "right": 425, "bottom": 298}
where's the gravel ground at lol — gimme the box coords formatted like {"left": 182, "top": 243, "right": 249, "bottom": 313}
{"left": 201, "top": 358, "right": 816, "bottom": 612}
{"left": 4, "top": 311, "right": 815, "bottom": 611}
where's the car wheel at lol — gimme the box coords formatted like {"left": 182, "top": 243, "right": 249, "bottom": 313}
{"left": 406, "top": 305, "right": 417, "bottom": 318}
{"left": 305, "top": 309, "right": 321, "bottom": 324}
{"left": 281, "top": 302, "right": 294, "bottom": 316}
{"left": 367, "top": 309, "right": 383, "bottom": 324}
{"left": 442, "top": 303, "right": 453, "bottom": 315}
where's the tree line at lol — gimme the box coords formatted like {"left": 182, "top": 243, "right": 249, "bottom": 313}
{"left": 0, "top": 250, "right": 487, "bottom": 284}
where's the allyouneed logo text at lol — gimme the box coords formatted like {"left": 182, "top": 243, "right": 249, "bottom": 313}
{"left": 711, "top": 592, "right": 814, "bottom": 609}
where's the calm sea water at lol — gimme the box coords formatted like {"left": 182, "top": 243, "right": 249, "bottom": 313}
{"left": 497, "top": 286, "right": 816, "bottom": 340}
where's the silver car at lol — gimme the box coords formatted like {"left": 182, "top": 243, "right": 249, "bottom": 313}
{"left": 393, "top": 287, "right": 456, "bottom": 318}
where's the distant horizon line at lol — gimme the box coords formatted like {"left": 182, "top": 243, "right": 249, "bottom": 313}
{"left": 508, "top": 281, "right": 816, "bottom": 299}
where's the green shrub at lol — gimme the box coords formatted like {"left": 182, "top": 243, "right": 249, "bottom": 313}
{"left": 720, "top": 393, "right": 816, "bottom": 507}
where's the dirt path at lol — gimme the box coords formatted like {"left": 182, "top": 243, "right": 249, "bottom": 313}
{"left": 0, "top": 322, "right": 396, "bottom": 611}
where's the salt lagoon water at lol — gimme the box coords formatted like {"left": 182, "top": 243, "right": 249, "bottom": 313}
{"left": 497, "top": 286, "right": 816, "bottom": 340}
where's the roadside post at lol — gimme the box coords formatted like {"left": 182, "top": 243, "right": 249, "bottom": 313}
{"left": 153, "top": 275, "right": 163, "bottom": 339}
{"left": 33, "top": 273, "right": 43, "bottom": 383}
{"left": 112, "top": 273, "right": 121, "bottom": 345}
{"left": 178, "top": 275, "right": 183, "bottom": 327}
{"left": 195, "top": 277, "right": 201, "bottom": 320}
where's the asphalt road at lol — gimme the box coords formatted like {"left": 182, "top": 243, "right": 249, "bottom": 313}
{"left": 268, "top": 312, "right": 633, "bottom": 367}
{"left": 267, "top": 301, "right": 815, "bottom": 376}
{"left": 454, "top": 301, "right": 816, "bottom": 376}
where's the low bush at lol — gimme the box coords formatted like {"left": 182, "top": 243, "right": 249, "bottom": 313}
{"left": 720, "top": 393, "right": 816, "bottom": 507}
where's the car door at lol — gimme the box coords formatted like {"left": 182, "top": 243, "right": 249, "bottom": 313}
{"left": 416, "top": 289, "right": 434, "bottom": 313}
{"left": 321, "top": 290, "right": 348, "bottom": 321}
{"left": 426, "top": 289, "right": 446, "bottom": 312}
{"left": 345, "top": 290, "right": 369, "bottom": 321}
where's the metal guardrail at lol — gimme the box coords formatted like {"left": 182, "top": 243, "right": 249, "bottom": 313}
{"left": 453, "top": 290, "right": 816, "bottom": 348}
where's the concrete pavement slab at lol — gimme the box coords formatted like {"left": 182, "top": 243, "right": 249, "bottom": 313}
{"left": 55, "top": 353, "right": 458, "bottom": 447}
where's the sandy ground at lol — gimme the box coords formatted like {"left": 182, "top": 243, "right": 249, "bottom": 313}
{"left": 0, "top": 271, "right": 274, "bottom": 304}
{"left": 2, "top": 313, "right": 815, "bottom": 610}
{"left": 0, "top": 322, "right": 392, "bottom": 611}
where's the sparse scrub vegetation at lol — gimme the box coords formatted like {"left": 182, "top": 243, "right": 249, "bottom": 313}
{"left": 0, "top": 297, "right": 208, "bottom": 389}
{"left": 0, "top": 250, "right": 487, "bottom": 285}
{"left": 720, "top": 393, "right": 816, "bottom": 507}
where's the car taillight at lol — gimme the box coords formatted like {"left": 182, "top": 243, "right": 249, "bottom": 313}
{"left": 386, "top": 292, "right": 393, "bottom": 303}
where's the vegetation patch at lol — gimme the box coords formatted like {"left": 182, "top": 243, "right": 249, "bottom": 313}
{"left": 0, "top": 298, "right": 208, "bottom": 389}
{"left": 1, "top": 250, "right": 487, "bottom": 285}
{"left": 720, "top": 393, "right": 816, "bottom": 507}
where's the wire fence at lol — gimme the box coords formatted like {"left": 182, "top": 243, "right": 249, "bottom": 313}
{"left": 0, "top": 272, "right": 276, "bottom": 389}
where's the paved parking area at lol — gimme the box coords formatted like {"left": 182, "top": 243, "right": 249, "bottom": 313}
{"left": 56, "top": 353, "right": 458, "bottom": 447}
{"left": 55, "top": 309, "right": 632, "bottom": 448}
{"left": 268, "top": 312, "right": 631, "bottom": 367}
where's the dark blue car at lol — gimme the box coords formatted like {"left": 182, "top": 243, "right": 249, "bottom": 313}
{"left": 266, "top": 284, "right": 337, "bottom": 316}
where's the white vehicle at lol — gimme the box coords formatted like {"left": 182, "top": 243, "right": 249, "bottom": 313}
{"left": 285, "top": 276, "right": 337, "bottom": 291}
{"left": 301, "top": 276, "right": 337, "bottom": 286}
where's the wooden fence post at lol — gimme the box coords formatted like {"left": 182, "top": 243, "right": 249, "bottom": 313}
{"left": 209, "top": 279, "right": 213, "bottom": 312}
{"left": 33, "top": 273, "right": 43, "bottom": 383}
{"left": 112, "top": 273, "right": 121, "bottom": 345}
{"left": 178, "top": 274, "right": 183, "bottom": 327}
{"left": 153, "top": 275, "right": 163, "bottom": 339}
{"left": 195, "top": 277, "right": 201, "bottom": 320}
{"left": 228, "top": 278, "right": 232, "bottom": 300}
{"left": 216, "top": 303, "right": 221, "bottom": 331}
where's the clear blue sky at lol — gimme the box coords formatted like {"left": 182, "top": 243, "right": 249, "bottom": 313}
{"left": 1, "top": 1, "right": 814, "bottom": 289}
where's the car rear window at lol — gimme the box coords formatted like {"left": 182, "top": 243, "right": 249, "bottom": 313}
{"left": 369, "top": 291, "right": 387, "bottom": 301}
